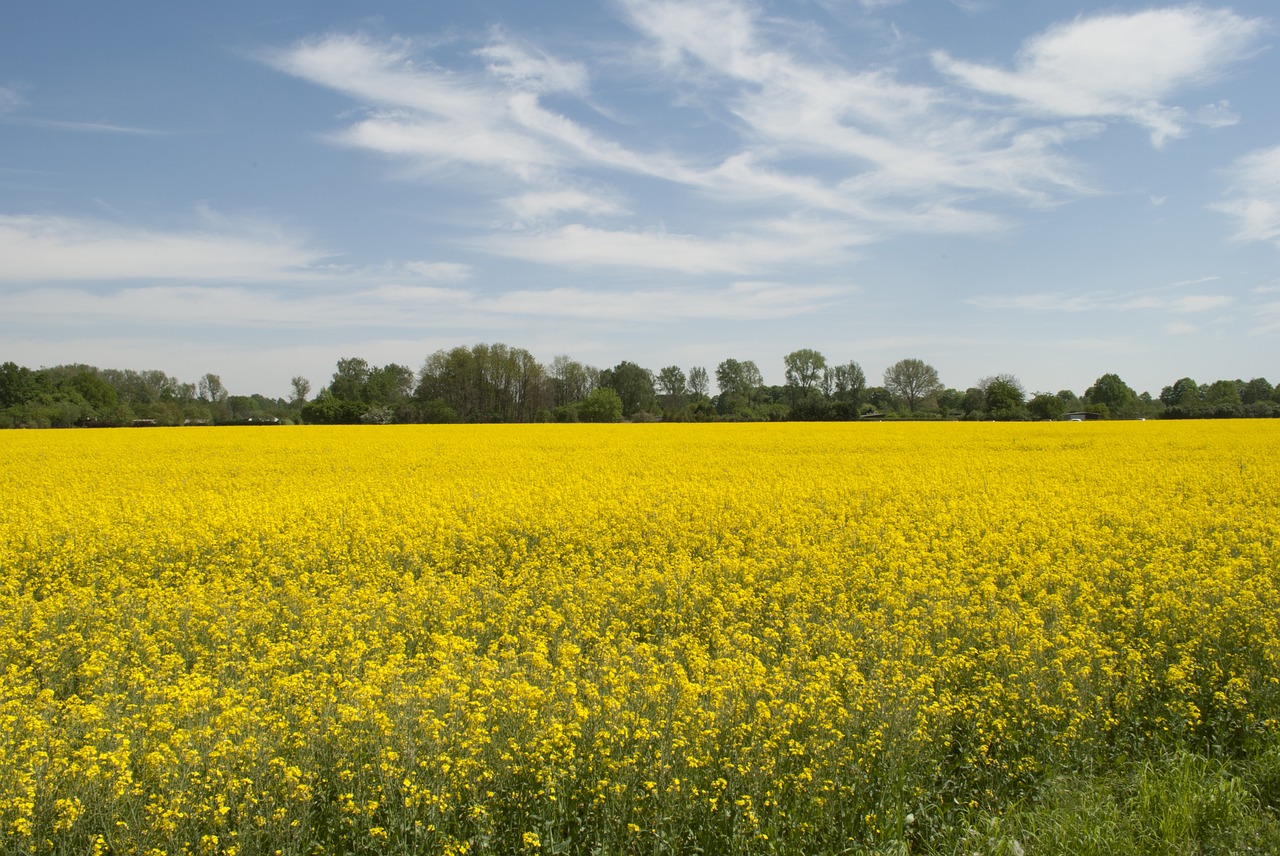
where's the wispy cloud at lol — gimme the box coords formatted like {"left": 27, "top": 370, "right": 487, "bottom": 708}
{"left": 481, "top": 280, "right": 846, "bottom": 321}
{"left": 256, "top": 3, "right": 1267, "bottom": 296}
{"left": 477, "top": 219, "right": 869, "bottom": 274}
{"left": 968, "top": 290, "right": 1233, "bottom": 314}
{"left": 1212, "top": 145, "right": 1280, "bottom": 246}
{"left": 933, "top": 6, "right": 1264, "bottom": 147}
{"left": 0, "top": 86, "right": 22, "bottom": 112}
{"left": 262, "top": 3, "right": 1122, "bottom": 255}
{"left": 0, "top": 214, "right": 336, "bottom": 283}
{"left": 620, "top": 0, "right": 1093, "bottom": 204}
{"left": 3, "top": 117, "right": 179, "bottom": 135}
{"left": 501, "top": 187, "right": 627, "bottom": 222}
{"left": 1, "top": 277, "right": 840, "bottom": 331}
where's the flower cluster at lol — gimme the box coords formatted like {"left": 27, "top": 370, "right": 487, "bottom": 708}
{"left": 2, "top": 422, "right": 1278, "bottom": 853}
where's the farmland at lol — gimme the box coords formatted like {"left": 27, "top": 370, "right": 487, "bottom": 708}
{"left": 3, "top": 422, "right": 1280, "bottom": 854}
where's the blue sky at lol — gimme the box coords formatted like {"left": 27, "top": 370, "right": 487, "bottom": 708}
{"left": 3, "top": 1, "right": 1278, "bottom": 399}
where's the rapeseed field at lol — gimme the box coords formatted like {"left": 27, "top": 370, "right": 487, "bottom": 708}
{"left": 2, "top": 422, "right": 1279, "bottom": 854}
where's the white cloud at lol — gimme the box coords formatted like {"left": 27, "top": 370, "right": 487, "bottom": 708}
{"left": 479, "top": 219, "right": 868, "bottom": 274}
{"left": 1212, "top": 145, "right": 1280, "bottom": 246}
{"left": 481, "top": 280, "right": 845, "bottom": 321}
{"left": 476, "top": 35, "right": 589, "bottom": 94}
{"left": 502, "top": 188, "right": 627, "bottom": 221}
{"left": 621, "top": 0, "right": 1095, "bottom": 204}
{"left": 0, "top": 86, "right": 23, "bottom": 112}
{"left": 0, "top": 214, "right": 335, "bottom": 283}
{"left": 266, "top": 4, "right": 1111, "bottom": 250}
{"left": 933, "top": 6, "right": 1263, "bottom": 147}
{"left": 1168, "top": 294, "right": 1232, "bottom": 314}
{"left": 968, "top": 290, "right": 1233, "bottom": 314}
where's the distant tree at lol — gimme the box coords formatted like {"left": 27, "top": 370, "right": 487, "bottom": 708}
{"left": 1085, "top": 373, "right": 1138, "bottom": 418}
{"left": 329, "top": 357, "right": 371, "bottom": 402}
{"left": 1027, "top": 392, "right": 1066, "bottom": 421}
{"left": 198, "top": 373, "right": 228, "bottom": 403}
{"left": 656, "top": 366, "right": 687, "bottom": 397}
{"left": 1240, "top": 377, "right": 1274, "bottom": 405}
{"left": 578, "top": 387, "right": 623, "bottom": 423}
{"left": 883, "top": 358, "right": 943, "bottom": 415}
{"left": 290, "top": 376, "right": 311, "bottom": 405}
{"left": 301, "top": 389, "right": 367, "bottom": 424}
{"left": 865, "top": 386, "right": 894, "bottom": 413}
{"left": 715, "top": 359, "right": 763, "bottom": 399}
{"left": 1201, "top": 379, "right": 1242, "bottom": 417}
{"left": 549, "top": 355, "right": 596, "bottom": 407}
{"left": 687, "top": 366, "right": 710, "bottom": 399}
{"left": 826, "top": 360, "right": 867, "bottom": 417}
{"left": 0, "top": 361, "right": 38, "bottom": 409}
{"left": 1159, "top": 377, "right": 1202, "bottom": 417}
{"left": 366, "top": 363, "right": 415, "bottom": 406}
{"left": 979, "top": 374, "right": 1026, "bottom": 420}
{"left": 599, "top": 361, "right": 657, "bottom": 417}
{"left": 783, "top": 349, "right": 827, "bottom": 404}
{"left": 959, "top": 387, "right": 986, "bottom": 419}
{"left": 936, "top": 388, "right": 965, "bottom": 418}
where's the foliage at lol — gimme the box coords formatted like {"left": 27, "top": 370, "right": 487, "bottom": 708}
{"left": 3, "top": 423, "right": 1280, "bottom": 854}
{"left": 598, "top": 361, "right": 656, "bottom": 418}
{"left": 1085, "top": 373, "right": 1139, "bottom": 418}
{"left": 883, "top": 358, "right": 944, "bottom": 414}
{"left": 576, "top": 387, "right": 623, "bottom": 422}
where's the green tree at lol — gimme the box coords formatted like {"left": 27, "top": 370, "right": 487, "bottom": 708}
{"left": 883, "top": 358, "right": 943, "bottom": 415}
{"left": 577, "top": 387, "right": 623, "bottom": 423}
{"left": 1085, "top": 373, "right": 1138, "bottom": 418}
{"left": 980, "top": 374, "right": 1026, "bottom": 420}
{"left": 198, "top": 373, "right": 228, "bottom": 404}
{"left": 656, "top": 366, "right": 687, "bottom": 397}
{"left": 0, "top": 362, "right": 38, "bottom": 409}
{"left": 1027, "top": 392, "right": 1066, "bottom": 421}
{"left": 1240, "top": 377, "right": 1274, "bottom": 405}
{"left": 715, "top": 359, "right": 763, "bottom": 400}
{"left": 290, "top": 376, "right": 311, "bottom": 405}
{"left": 599, "top": 361, "right": 657, "bottom": 417}
{"left": 1201, "top": 379, "right": 1242, "bottom": 417}
{"left": 687, "top": 366, "right": 710, "bottom": 399}
{"left": 549, "top": 355, "right": 596, "bottom": 407}
{"left": 783, "top": 349, "right": 826, "bottom": 405}
{"left": 1159, "top": 377, "right": 1202, "bottom": 418}
{"left": 827, "top": 361, "right": 866, "bottom": 409}
{"left": 329, "top": 357, "right": 371, "bottom": 402}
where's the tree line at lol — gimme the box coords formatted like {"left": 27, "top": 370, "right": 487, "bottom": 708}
{"left": 2, "top": 349, "right": 1278, "bottom": 428}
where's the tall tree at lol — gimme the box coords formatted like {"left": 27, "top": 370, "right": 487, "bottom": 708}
{"left": 979, "top": 374, "right": 1026, "bottom": 419}
{"left": 198, "top": 373, "right": 228, "bottom": 403}
{"left": 329, "top": 358, "right": 370, "bottom": 402}
{"left": 687, "top": 366, "right": 710, "bottom": 398}
{"left": 883, "top": 358, "right": 943, "bottom": 414}
{"left": 290, "top": 376, "right": 311, "bottom": 405}
{"left": 599, "top": 361, "right": 657, "bottom": 417}
{"left": 827, "top": 361, "right": 866, "bottom": 407}
{"left": 1085, "top": 373, "right": 1138, "bottom": 418}
{"left": 1027, "top": 392, "right": 1066, "bottom": 421}
{"left": 715, "top": 359, "right": 763, "bottom": 399}
{"left": 783, "top": 349, "right": 826, "bottom": 404}
{"left": 656, "top": 366, "right": 687, "bottom": 396}
{"left": 549, "top": 355, "right": 595, "bottom": 407}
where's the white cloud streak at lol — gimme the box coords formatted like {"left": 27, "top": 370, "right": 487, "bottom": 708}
{"left": 1212, "top": 145, "right": 1280, "bottom": 246}
{"left": 967, "top": 290, "right": 1234, "bottom": 314}
{"left": 0, "top": 213, "right": 476, "bottom": 287}
{"left": 0, "top": 214, "right": 334, "bottom": 283}
{"left": 478, "top": 219, "right": 869, "bottom": 274}
{"left": 934, "top": 6, "right": 1263, "bottom": 147}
